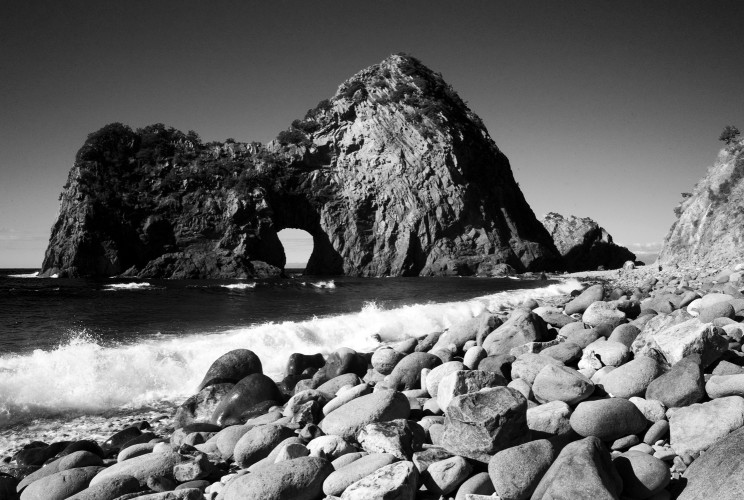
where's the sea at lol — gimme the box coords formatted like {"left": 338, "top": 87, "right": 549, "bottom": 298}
{"left": 0, "top": 268, "right": 581, "bottom": 454}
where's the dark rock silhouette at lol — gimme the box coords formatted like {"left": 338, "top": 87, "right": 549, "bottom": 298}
{"left": 41, "top": 54, "right": 560, "bottom": 278}
{"left": 541, "top": 212, "right": 635, "bottom": 271}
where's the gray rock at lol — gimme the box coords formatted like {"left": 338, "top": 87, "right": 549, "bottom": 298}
{"left": 435, "top": 312, "right": 500, "bottom": 352}
{"left": 17, "top": 451, "right": 102, "bottom": 492}
{"left": 482, "top": 309, "right": 549, "bottom": 356}
{"left": 668, "top": 395, "right": 744, "bottom": 456}
{"left": 454, "top": 472, "right": 495, "bottom": 500}
{"left": 323, "top": 453, "right": 397, "bottom": 496}
{"left": 532, "top": 364, "right": 594, "bottom": 405}
{"left": 357, "top": 419, "right": 424, "bottom": 460}
{"left": 210, "top": 373, "right": 282, "bottom": 427}
{"left": 613, "top": 450, "right": 670, "bottom": 499}
{"left": 600, "top": 356, "right": 662, "bottom": 399}
{"left": 440, "top": 387, "right": 528, "bottom": 463}
{"left": 579, "top": 338, "right": 630, "bottom": 370}
{"left": 306, "top": 435, "right": 355, "bottom": 461}
{"left": 233, "top": 424, "right": 296, "bottom": 468}
{"left": 436, "top": 370, "right": 507, "bottom": 411}
{"left": 425, "top": 361, "right": 465, "bottom": 398}
{"left": 422, "top": 456, "right": 472, "bottom": 495}
{"left": 511, "top": 353, "right": 562, "bottom": 385}
{"left": 197, "top": 349, "right": 262, "bottom": 391}
{"left": 340, "top": 461, "right": 418, "bottom": 500}
{"left": 385, "top": 352, "right": 442, "bottom": 391}
{"left": 678, "top": 425, "right": 744, "bottom": 500}
{"left": 488, "top": 439, "right": 555, "bottom": 500}
{"left": 174, "top": 383, "right": 234, "bottom": 428}
{"left": 706, "top": 373, "right": 744, "bottom": 398}
{"left": 527, "top": 400, "right": 573, "bottom": 439}
{"left": 319, "top": 390, "right": 410, "bottom": 440}
{"left": 531, "top": 437, "right": 623, "bottom": 500}
{"left": 570, "top": 398, "right": 647, "bottom": 441}
{"left": 539, "top": 341, "right": 582, "bottom": 364}
{"left": 221, "top": 456, "right": 333, "bottom": 500}
{"left": 89, "top": 452, "right": 184, "bottom": 487}
{"left": 645, "top": 355, "right": 705, "bottom": 408}
{"left": 565, "top": 284, "right": 605, "bottom": 315}
{"left": 65, "top": 474, "right": 140, "bottom": 500}
{"left": 20, "top": 466, "right": 103, "bottom": 500}
{"left": 608, "top": 323, "right": 641, "bottom": 347}
{"left": 698, "top": 302, "right": 735, "bottom": 323}
{"left": 371, "top": 348, "right": 406, "bottom": 376}
{"left": 316, "top": 373, "right": 362, "bottom": 399}
{"left": 582, "top": 301, "right": 626, "bottom": 329}
{"left": 632, "top": 318, "right": 728, "bottom": 370}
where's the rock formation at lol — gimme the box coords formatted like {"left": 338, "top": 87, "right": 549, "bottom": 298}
{"left": 41, "top": 54, "right": 561, "bottom": 278}
{"left": 541, "top": 212, "right": 635, "bottom": 271}
{"left": 659, "top": 138, "right": 744, "bottom": 270}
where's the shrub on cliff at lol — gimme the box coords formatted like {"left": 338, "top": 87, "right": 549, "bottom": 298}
{"left": 76, "top": 122, "right": 137, "bottom": 166}
{"left": 720, "top": 125, "right": 741, "bottom": 145}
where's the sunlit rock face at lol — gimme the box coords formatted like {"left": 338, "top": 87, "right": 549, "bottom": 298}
{"left": 659, "top": 139, "right": 744, "bottom": 271}
{"left": 41, "top": 54, "right": 560, "bottom": 278}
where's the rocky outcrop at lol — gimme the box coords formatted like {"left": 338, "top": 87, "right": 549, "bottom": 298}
{"left": 41, "top": 54, "right": 561, "bottom": 278}
{"left": 541, "top": 212, "right": 635, "bottom": 271}
{"left": 658, "top": 139, "right": 744, "bottom": 271}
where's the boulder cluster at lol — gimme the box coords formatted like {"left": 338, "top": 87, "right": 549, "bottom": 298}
{"left": 5, "top": 266, "right": 744, "bottom": 499}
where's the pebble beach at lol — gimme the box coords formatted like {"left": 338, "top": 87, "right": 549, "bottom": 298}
{"left": 3, "top": 263, "right": 744, "bottom": 500}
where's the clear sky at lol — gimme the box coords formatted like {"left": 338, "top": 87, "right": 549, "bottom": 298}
{"left": 2, "top": 1, "right": 743, "bottom": 268}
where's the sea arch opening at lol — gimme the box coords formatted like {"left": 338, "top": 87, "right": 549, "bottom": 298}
{"left": 277, "top": 228, "right": 314, "bottom": 272}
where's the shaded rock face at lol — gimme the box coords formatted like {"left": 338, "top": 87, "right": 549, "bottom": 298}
{"left": 659, "top": 139, "right": 744, "bottom": 270}
{"left": 40, "top": 54, "right": 560, "bottom": 278}
{"left": 541, "top": 212, "right": 635, "bottom": 271}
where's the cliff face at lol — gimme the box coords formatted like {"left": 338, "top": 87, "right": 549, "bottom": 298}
{"left": 658, "top": 139, "right": 744, "bottom": 270}
{"left": 541, "top": 212, "right": 635, "bottom": 271}
{"left": 41, "top": 54, "right": 561, "bottom": 278}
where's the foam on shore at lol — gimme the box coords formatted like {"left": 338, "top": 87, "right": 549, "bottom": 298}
{"left": 0, "top": 279, "right": 580, "bottom": 436}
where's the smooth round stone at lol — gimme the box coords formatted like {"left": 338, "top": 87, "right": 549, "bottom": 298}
{"left": 454, "top": 472, "right": 496, "bottom": 500}
{"left": 233, "top": 424, "right": 296, "bottom": 468}
{"left": 463, "top": 346, "right": 487, "bottom": 370}
{"left": 611, "top": 434, "right": 640, "bottom": 451}
{"left": 600, "top": 357, "right": 661, "bottom": 399}
{"left": 608, "top": 324, "right": 641, "bottom": 347}
{"left": 274, "top": 443, "right": 309, "bottom": 463}
{"left": 643, "top": 420, "right": 669, "bottom": 445}
{"left": 579, "top": 338, "right": 630, "bottom": 370}
{"left": 570, "top": 398, "right": 648, "bottom": 441}
{"left": 629, "top": 397, "right": 667, "bottom": 423}
{"left": 507, "top": 378, "right": 533, "bottom": 401}
{"left": 323, "top": 383, "right": 372, "bottom": 416}
{"left": 564, "top": 285, "right": 605, "bottom": 315}
{"left": 210, "top": 373, "right": 282, "bottom": 426}
{"left": 526, "top": 400, "right": 572, "bottom": 439}
{"left": 705, "top": 373, "right": 744, "bottom": 398}
{"left": 488, "top": 439, "right": 554, "bottom": 500}
{"left": 582, "top": 301, "right": 626, "bottom": 329}
{"left": 222, "top": 456, "right": 333, "bottom": 500}
{"left": 331, "top": 451, "right": 366, "bottom": 469}
{"left": 540, "top": 341, "right": 583, "bottom": 364}
{"left": 532, "top": 364, "right": 594, "bottom": 405}
{"left": 306, "top": 435, "right": 355, "bottom": 460}
{"left": 386, "top": 352, "right": 442, "bottom": 390}
{"left": 422, "top": 456, "right": 473, "bottom": 495}
{"left": 699, "top": 293, "right": 734, "bottom": 308}
{"left": 645, "top": 356, "right": 705, "bottom": 408}
{"left": 316, "top": 373, "right": 362, "bottom": 399}
{"left": 561, "top": 324, "right": 599, "bottom": 349}
{"left": 322, "top": 453, "right": 397, "bottom": 496}
{"left": 371, "top": 348, "right": 406, "bottom": 376}
{"left": 613, "top": 451, "right": 671, "bottom": 499}
{"left": 197, "top": 349, "right": 262, "bottom": 390}
{"left": 90, "top": 452, "right": 184, "bottom": 487}
{"left": 425, "top": 362, "right": 466, "bottom": 398}
{"left": 511, "top": 353, "right": 562, "bottom": 385}
{"left": 20, "top": 466, "right": 103, "bottom": 500}
{"left": 65, "top": 474, "right": 140, "bottom": 500}
{"left": 319, "top": 390, "right": 410, "bottom": 440}
{"left": 698, "top": 302, "right": 735, "bottom": 323}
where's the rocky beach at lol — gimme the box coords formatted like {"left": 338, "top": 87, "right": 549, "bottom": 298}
{"left": 3, "top": 261, "right": 744, "bottom": 499}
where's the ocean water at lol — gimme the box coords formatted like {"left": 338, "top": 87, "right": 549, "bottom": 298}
{"left": 0, "top": 268, "right": 580, "bottom": 451}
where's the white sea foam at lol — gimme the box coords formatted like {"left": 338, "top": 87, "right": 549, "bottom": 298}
{"left": 220, "top": 283, "right": 257, "bottom": 290}
{"left": 6, "top": 272, "right": 39, "bottom": 278}
{"left": 0, "top": 279, "right": 581, "bottom": 429}
{"left": 104, "top": 282, "right": 152, "bottom": 291}
{"left": 310, "top": 280, "right": 336, "bottom": 289}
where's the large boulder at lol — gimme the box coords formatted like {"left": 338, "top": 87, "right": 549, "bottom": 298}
{"left": 600, "top": 356, "right": 662, "bottom": 399}
{"left": 632, "top": 318, "right": 728, "bottom": 370}
{"left": 440, "top": 387, "right": 529, "bottom": 463}
{"left": 174, "top": 383, "right": 234, "bottom": 428}
{"left": 311, "top": 348, "right": 367, "bottom": 387}
{"left": 210, "top": 373, "right": 282, "bottom": 426}
{"left": 582, "top": 301, "right": 626, "bottom": 329}
{"left": 425, "top": 361, "right": 465, "bottom": 398}
{"left": 613, "top": 450, "right": 670, "bottom": 499}
{"left": 358, "top": 420, "right": 424, "bottom": 460}
{"left": 677, "top": 425, "right": 744, "bottom": 500}
{"left": 564, "top": 284, "right": 605, "bottom": 315}
{"left": 221, "top": 456, "right": 333, "bottom": 500}
{"left": 436, "top": 370, "right": 507, "bottom": 411}
{"left": 233, "top": 424, "right": 297, "bottom": 468}
{"left": 197, "top": 349, "right": 262, "bottom": 391}
{"left": 65, "top": 474, "right": 140, "bottom": 500}
{"left": 531, "top": 437, "right": 623, "bottom": 500}
{"left": 19, "top": 466, "right": 103, "bottom": 500}
{"left": 319, "top": 390, "right": 410, "bottom": 440}
{"left": 668, "top": 395, "right": 744, "bottom": 456}
{"left": 482, "top": 309, "right": 549, "bottom": 356}
{"left": 532, "top": 364, "right": 594, "bottom": 405}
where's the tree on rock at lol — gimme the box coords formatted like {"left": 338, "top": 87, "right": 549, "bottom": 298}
{"left": 719, "top": 125, "right": 740, "bottom": 145}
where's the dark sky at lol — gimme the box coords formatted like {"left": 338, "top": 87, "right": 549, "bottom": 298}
{"left": 1, "top": 1, "right": 743, "bottom": 267}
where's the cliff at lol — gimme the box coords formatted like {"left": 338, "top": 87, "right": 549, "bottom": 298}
{"left": 541, "top": 212, "right": 635, "bottom": 271}
{"left": 41, "top": 54, "right": 561, "bottom": 278}
{"left": 658, "top": 138, "right": 744, "bottom": 270}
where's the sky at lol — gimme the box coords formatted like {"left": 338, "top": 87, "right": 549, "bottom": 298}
{"left": 1, "top": 1, "right": 743, "bottom": 268}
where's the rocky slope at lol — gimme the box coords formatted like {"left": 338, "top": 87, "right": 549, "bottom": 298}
{"left": 659, "top": 139, "right": 744, "bottom": 272}
{"left": 41, "top": 54, "right": 561, "bottom": 278}
{"left": 541, "top": 212, "right": 635, "bottom": 271}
